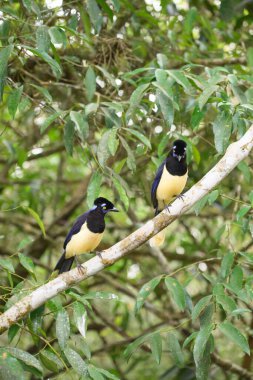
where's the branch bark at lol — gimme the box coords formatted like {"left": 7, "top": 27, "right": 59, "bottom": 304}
{"left": 212, "top": 353, "right": 253, "bottom": 380}
{"left": 0, "top": 126, "right": 253, "bottom": 333}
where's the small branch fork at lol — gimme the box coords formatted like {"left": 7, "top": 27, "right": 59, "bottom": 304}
{"left": 0, "top": 125, "right": 253, "bottom": 333}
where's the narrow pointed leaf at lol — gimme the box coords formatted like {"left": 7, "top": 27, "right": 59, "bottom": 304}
{"left": 56, "top": 309, "right": 70, "bottom": 350}
{"left": 219, "top": 322, "right": 250, "bottom": 355}
{"left": 192, "top": 295, "right": 213, "bottom": 321}
{"left": 150, "top": 333, "right": 162, "bottom": 364}
{"left": 135, "top": 276, "right": 162, "bottom": 314}
{"left": 165, "top": 277, "right": 186, "bottom": 311}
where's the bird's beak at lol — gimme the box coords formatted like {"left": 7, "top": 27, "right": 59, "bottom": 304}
{"left": 177, "top": 155, "right": 182, "bottom": 162}
{"left": 110, "top": 207, "right": 119, "bottom": 212}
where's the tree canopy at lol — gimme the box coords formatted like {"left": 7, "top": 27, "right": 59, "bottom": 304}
{"left": 0, "top": 0, "right": 253, "bottom": 379}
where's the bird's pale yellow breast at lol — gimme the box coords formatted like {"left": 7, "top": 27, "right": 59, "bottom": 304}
{"left": 156, "top": 166, "right": 188, "bottom": 209}
{"left": 65, "top": 222, "right": 104, "bottom": 258}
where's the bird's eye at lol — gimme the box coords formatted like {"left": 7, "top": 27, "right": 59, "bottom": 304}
{"left": 103, "top": 206, "right": 107, "bottom": 209}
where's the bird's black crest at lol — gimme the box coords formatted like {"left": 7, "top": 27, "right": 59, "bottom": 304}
{"left": 94, "top": 197, "right": 114, "bottom": 210}
{"left": 172, "top": 140, "right": 187, "bottom": 154}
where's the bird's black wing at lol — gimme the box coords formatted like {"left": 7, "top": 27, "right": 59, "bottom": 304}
{"left": 151, "top": 160, "right": 165, "bottom": 213}
{"left": 63, "top": 211, "right": 89, "bottom": 249}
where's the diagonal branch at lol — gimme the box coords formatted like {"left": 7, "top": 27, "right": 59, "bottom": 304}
{"left": 0, "top": 125, "right": 253, "bottom": 333}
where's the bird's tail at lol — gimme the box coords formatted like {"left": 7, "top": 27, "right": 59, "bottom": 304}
{"left": 54, "top": 251, "right": 74, "bottom": 274}
{"left": 149, "top": 229, "right": 166, "bottom": 247}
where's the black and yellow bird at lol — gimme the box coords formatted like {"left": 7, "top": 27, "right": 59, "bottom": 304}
{"left": 54, "top": 197, "right": 118, "bottom": 273}
{"left": 150, "top": 139, "right": 188, "bottom": 247}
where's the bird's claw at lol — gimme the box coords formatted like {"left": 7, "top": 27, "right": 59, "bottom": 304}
{"left": 176, "top": 193, "right": 185, "bottom": 201}
{"left": 95, "top": 251, "right": 104, "bottom": 260}
{"left": 165, "top": 204, "right": 171, "bottom": 214}
{"left": 77, "top": 263, "right": 85, "bottom": 274}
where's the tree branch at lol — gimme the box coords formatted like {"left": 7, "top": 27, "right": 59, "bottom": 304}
{"left": 212, "top": 353, "right": 253, "bottom": 380}
{"left": 0, "top": 125, "right": 253, "bottom": 333}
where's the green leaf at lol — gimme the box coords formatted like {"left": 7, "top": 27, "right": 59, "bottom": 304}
{"left": 167, "top": 70, "right": 192, "bottom": 92}
{"left": 97, "top": 0, "right": 113, "bottom": 20}
{"left": 184, "top": 7, "right": 197, "bottom": 34}
{"left": 193, "top": 194, "right": 209, "bottom": 216}
{"left": 87, "top": 171, "right": 103, "bottom": 208}
{"left": 112, "top": 176, "right": 129, "bottom": 211}
{"left": 87, "top": 0, "right": 103, "bottom": 34}
{"left": 8, "top": 324, "right": 20, "bottom": 343}
{"left": 73, "top": 301, "right": 87, "bottom": 338}
{"left": 70, "top": 111, "right": 89, "bottom": 140}
{"left": 219, "top": 322, "right": 250, "bottom": 355}
{"left": 213, "top": 111, "right": 232, "bottom": 154}
{"left": 192, "top": 295, "right": 213, "bottom": 321}
{"left": 107, "top": 127, "right": 119, "bottom": 156}
{"left": 64, "top": 119, "right": 75, "bottom": 156}
{"left": 183, "top": 332, "right": 198, "bottom": 348}
{"left": 220, "top": 252, "right": 234, "bottom": 279}
{"left": 18, "top": 253, "right": 35, "bottom": 277}
{"left": 167, "top": 333, "right": 184, "bottom": 367}
{"left": 216, "top": 294, "right": 237, "bottom": 313}
{"left": 88, "top": 366, "right": 105, "bottom": 380}
{"left": 165, "top": 277, "right": 186, "bottom": 311}
{"left": 4, "top": 347, "right": 43, "bottom": 374}
{"left": 97, "top": 129, "right": 111, "bottom": 167}
{"left": 119, "top": 136, "right": 136, "bottom": 171}
{"left": 229, "top": 266, "right": 243, "bottom": 294}
{"left": 126, "top": 83, "right": 149, "bottom": 119}
{"left": 56, "top": 308, "right": 70, "bottom": 350}
{"left": 94, "top": 367, "right": 120, "bottom": 380}
{"left": 111, "top": 0, "right": 120, "bottom": 12}
{"left": 231, "top": 308, "right": 251, "bottom": 317}
{"left": 85, "top": 66, "right": 96, "bottom": 102}
{"left": 25, "top": 207, "right": 46, "bottom": 238}
{"left": 126, "top": 128, "right": 151, "bottom": 149}
{"left": 40, "top": 112, "right": 61, "bottom": 133}
{"left": 124, "top": 331, "right": 153, "bottom": 361}
{"left": 190, "top": 104, "right": 204, "bottom": 130}
{"left": 85, "top": 102, "right": 99, "bottom": 115}
{"left": 198, "top": 85, "right": 218, "bottom": 110}
{"left": 150, "top": 333, "right": 162, "bottom": 364}
{"left": 236, "top": 206, "right": 251, "bottom": 222}
{"left": 0, "top": 257, "right": 14, "bottom": 273}
{"left": 208, "top": 190, "right": 219, "bottom": 205}
{"left": 49, "top": 27, "right": 67, "bottom": 48}
{"left": 24, "top": 47, "right": 62, "bottom": 78}
{"left": 196, "top": 338, "right": 212, "bottom": 380}
{"left": 215, "top": 224, "right": 226, "bottom": 242}
{"left": 0, "top": 353, "right": 26, "bottom": 380}
{"left": 22, "top": 0, "right": 40, "bottom": 15}
{"left": 7, "top": 85, "right": 23, "bottom": 119}
{"left": 135, "top": 276, "right": 162, "bottom": 314}
{"left": 200, "top": 304, "right": 214, "bottom": 328}
{"left": 64, "top": 346, "right": 88, "bottom": 376}
{"left": 158, "top": 134, "right": 170, "bottom": 156}
{"left": 238, "top": 161, "right": 251, "bottom": 183}
{"left": 30, "top": 84, "right": 52, "bottom": 103}
{"left": 40, "top": 350, "right": 63, "bottom": 373}
{"left": 156, "top": 89, "right": 174, "bottom": 126}
{"left": 193, "top": 324, "right": 213, "bottom": 365}
{"left": 36, "top": 25, "right": 50, "bottom": 52}
{"left": 0, "top": 45, "right": 13, "bottom": 101}
{"left": 247, "top": 47, "right": 253, "bottom": 68}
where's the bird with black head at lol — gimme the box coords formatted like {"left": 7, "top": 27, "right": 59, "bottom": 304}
{"left": 54, "top": 197, "right": 119, "bottom": 273}
{"left": 150, "top": 139, "right": 188, "bottom": 247}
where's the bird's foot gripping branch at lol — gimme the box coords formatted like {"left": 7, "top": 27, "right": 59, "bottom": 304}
{"left": 0, "top": 125, "right": 253, "bottom": 333}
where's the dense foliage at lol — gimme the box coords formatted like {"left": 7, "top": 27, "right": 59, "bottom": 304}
{"left": 0, "top": 0, "right": 253, "bottom": 379}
